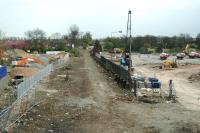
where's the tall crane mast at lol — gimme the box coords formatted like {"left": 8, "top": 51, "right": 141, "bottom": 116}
{"left": 126, "top": 10, "right": 132, "bottom": 74}
{"left": 126, "top": 10, "right": 136, "bottom": 96}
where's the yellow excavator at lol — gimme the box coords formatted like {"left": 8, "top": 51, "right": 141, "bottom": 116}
{"left": 183, "top": 43, "right": 200, "bottom": 58}
{"left": 110, "top": 48, "right": 124, "bottom": 54}
{"left": 162, "top": 59, "right": 178, "bottom": 69}
{"left": 184, "top": 44, "right": 191, "bottom": 55}
{"left": 176, "top": 44, "right": 190, "bottom": 60}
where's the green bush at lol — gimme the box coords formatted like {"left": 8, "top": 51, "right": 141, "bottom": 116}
{"left": 103, "top": 42, "right": 114, "bottom": 51}
{"left": 139, "top": 47, "right": 148, "bottom": 54}
{"left": 70, "top": 48, "right": 79, "bottom": 57}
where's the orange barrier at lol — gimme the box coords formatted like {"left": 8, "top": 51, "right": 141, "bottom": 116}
{"left": 15, "top": 57, "right": 44, "bottom": 66}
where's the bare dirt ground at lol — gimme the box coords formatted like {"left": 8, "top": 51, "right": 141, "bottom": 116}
{"left": 11, "top": 50, "right": 200, "bottom": 133}
{"left": 133, "top": 55, "right": 200, "bottom": 111}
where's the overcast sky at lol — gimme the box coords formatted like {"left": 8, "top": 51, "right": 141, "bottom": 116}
{"left": 0, "top": 0, "right": 200, "bottom": 38}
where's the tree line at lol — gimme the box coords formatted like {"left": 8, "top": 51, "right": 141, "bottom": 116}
{"left": 1, "top": 27, "right": 200, "bottom": 54}
{"left": 102, "top": 33, "right": 200, "bottom": 53}
{"left": 0, "top": 24, "right": 92, "bottom": 54}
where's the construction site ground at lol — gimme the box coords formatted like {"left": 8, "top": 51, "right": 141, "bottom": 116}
{"left": 11, "top": 50, "right": 200, "bottom": 133}
{"left": 133, "top": 54, "right": 200, "bottom": 111}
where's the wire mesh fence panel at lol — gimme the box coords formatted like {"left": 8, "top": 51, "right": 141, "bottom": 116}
{"left": 0, "top": 60, "right": 64, "bottom": 132}
{"left": 0, "top": 107, "right": 12, "bottom": 132}
{"left": 16, "top": 63, "right": 53, "bottom": 99}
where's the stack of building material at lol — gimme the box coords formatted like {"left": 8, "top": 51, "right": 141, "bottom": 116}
{"left": 147, "top": 77, "right": 161, "bottom": 88}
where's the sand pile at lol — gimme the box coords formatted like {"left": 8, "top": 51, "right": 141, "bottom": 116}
{"left": 56, "top": 52, "right": 66, "bottom": 59}
{"left": 10, "top": 67, "right": 39, "bottom": 78}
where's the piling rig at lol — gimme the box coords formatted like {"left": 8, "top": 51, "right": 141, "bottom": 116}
{"left": 91, "top": 10, "right": 162, "bottom": 98}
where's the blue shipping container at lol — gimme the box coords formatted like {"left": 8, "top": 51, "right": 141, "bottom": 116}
{"left": 148, "top": 77, "right": 159, "bottom": 82}
{"left": 0, "top": 66, "right": 7, "bottom": 79}
{"left": 151, "top": 81, "right": 161, "bottom": 88}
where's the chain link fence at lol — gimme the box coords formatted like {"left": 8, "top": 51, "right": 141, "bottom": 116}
{"left": 0, "top": 59, "right": 65, "bottom": 132}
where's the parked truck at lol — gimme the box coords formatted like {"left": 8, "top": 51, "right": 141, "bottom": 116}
{"left": 160, "top": 53, "right": 169, "bottom": 60}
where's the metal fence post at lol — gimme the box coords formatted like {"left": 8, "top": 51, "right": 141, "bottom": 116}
{"left": 169, "top": 80, "right": 173, "bottom": 99}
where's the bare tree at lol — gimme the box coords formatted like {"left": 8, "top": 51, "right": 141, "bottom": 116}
{"left": 24, "top": 28, "right": 47, "bottom": 52}
{"left": 68, "top": 24, "right": 79, "bottom": 47}
{"left": 49, "top": 33, "right": 66, "bottom": 50}
{"left": 196, "top": 33, "right": 200, "bottom": 39}
{"left": 25, "top": 28, "right": 46, "bottom": 40}
{"left": 179, "top": 33, "right": 192, "bottom": 42}
{"left": 50, "top": 33, "right": 62, "bottom": 40}
{"left": 0, "top": 30, "right": 6, "bottom": 51}
{"left": 0, "top": 30, "right": 5, "bottom": 40}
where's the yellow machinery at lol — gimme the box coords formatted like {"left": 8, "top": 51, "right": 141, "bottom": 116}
{"left": 184, "top": 44, "right": 191, "bottom": 55}
{"left": 162, "top": 59, "right": 178, "bottom": 69}
{"left": 113, "top": 48, "right": 124, "bottom": 54}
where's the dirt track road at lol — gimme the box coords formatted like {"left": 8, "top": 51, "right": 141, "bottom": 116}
{"left": 12, "top": 50, "right": 200, "bottom": 133}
